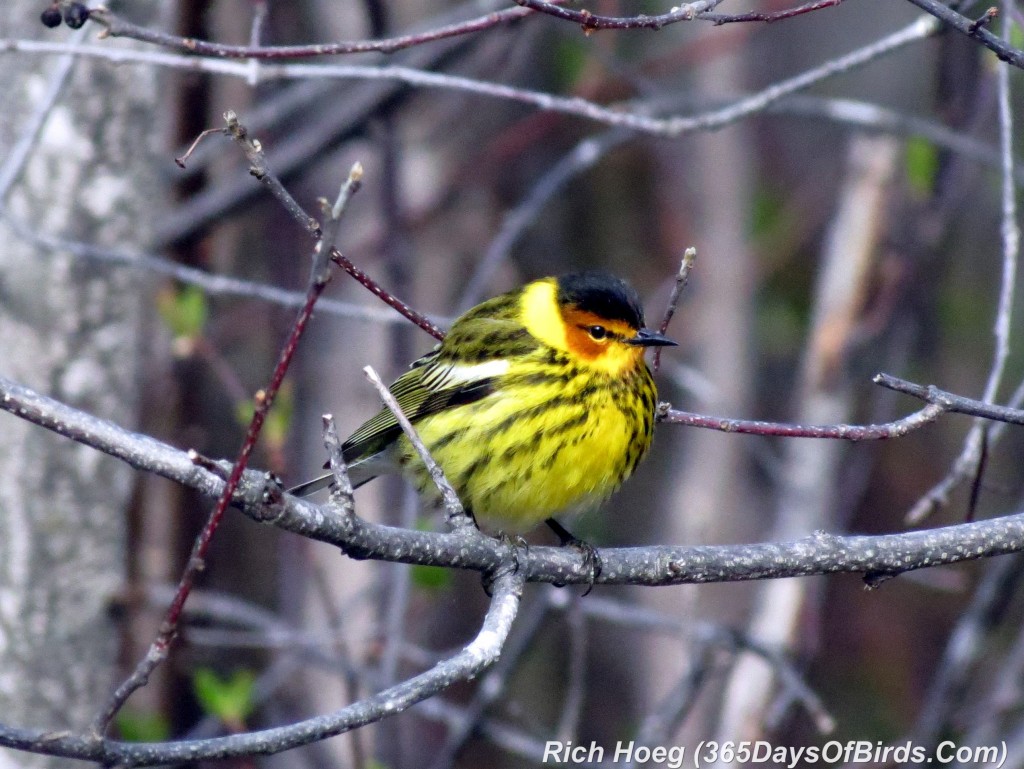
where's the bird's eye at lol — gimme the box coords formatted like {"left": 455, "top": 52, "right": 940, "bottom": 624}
{"left": 587, "top": 325, "right": 608, "bottom": 341}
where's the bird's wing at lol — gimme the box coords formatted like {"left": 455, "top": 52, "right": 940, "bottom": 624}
{"left": 292, "top": 317, "right": 530, "bottom": 497}
{"left": 341, "top": 355, "right": 507, "bottom": 465}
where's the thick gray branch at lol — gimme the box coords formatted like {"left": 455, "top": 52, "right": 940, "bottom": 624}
{"left": 1, "top": 374, "right": 1023, "bottom": 590}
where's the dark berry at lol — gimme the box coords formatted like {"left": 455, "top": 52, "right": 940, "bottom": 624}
{"left": 40, "top": 5, "right": 62, "bottom": 27}
{"left": 62, "top": 2, "right": 90, "bottom": 29}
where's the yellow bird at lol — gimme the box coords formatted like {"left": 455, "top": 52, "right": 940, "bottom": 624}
{"left": 293, "top": 271, "right": 675, "bottom": 542}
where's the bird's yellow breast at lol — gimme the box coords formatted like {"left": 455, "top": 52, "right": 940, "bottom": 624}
{"left": 395, "top": 355, "right": 656, "bottom": 532}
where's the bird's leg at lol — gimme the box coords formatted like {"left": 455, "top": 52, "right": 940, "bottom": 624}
{"left": 544, "top": 518, "right": 602, "bottom": 595}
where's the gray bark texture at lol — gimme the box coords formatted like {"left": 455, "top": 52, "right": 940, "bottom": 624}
{"left": 0, "top": 3, "right": 160, "bottom": 765}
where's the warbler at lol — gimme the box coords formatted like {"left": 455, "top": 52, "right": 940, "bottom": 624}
{"left": 292, "top": 271, "right": 675, "bottom": 539}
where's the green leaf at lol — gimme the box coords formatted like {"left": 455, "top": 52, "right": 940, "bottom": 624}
{"left": 749, "top": 187, "right": 787, "bottom": 240}
{"left": 115, "top": 708, "right": 171, "bottom": 742}
{"left": 264, "top": 381, "right": 294, "bottom": 445}
{"left": 192, "top": 668, "right": 257, "bottom": 725}
{"left": 412, "top": 563, "right": 453, "bottom": 590}
{"left": 157, "top": 285, "right": 208, "bottom": 339}
{"left": 234, "top": 382, "right": 293, "bottom": 450}
{"left": 409, "top": 517, "right": 453, "bottom": 590}
{"left": 553, "top": 38, "right": 588, "bottom": 90}
{"left": 905, "top": 137, "right": 938, "bottom": 198}
{"left": 235, "top": 398, "right": 254, "bottom": 427}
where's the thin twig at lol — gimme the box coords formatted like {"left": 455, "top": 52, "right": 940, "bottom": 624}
{"left": 362, "top": 365, "right": 471, "bottom": 529}
{"left": 246, "top": 0, "right": 268, "bottom": 86}
{"left": 658, "top": 400, "right": 945, "bottom": 439}
{"left": 707, "top": 0, "right": 842, "bottom": 24}
{"left": 91, "top": 272, "right": 329, "bottom": 733}
{"left": 967, "top": 6, "right": 1000, "bottom": 33}
{"left": 9, "top": 87, "right": 1023, "bottom": 324}
{"left": 564, "top": 592, "right": 836, "bottom": 732}
{"left": 763, "top": 94, "right": 1024, "bottom": 185}
{"left": 221, "top": 110, "right": 320, "bottom": 231}
{"left": 379, "top": 486, "right": 419, "bottom": 694}
{"left": 174, "top": 127, "right": 224, "bottom": 169}
{"left": 86, "top": 4, "right": 542, "bottom": 58}
{"left": 316, "top": 162, "right": 364, "bottom": 284}
{"left": 512, "top": 0, "right": 724, "bottom": 30}
{"left": 307, "top": 551, "right": 369, "bottom": 769}
{"left": 331, "top": 249, "right": 445, "bottom": 339}
{"left": 322, "top": 415, "right": 355, "bottom": 512}
{"left": 874, "top": 373, "right": 1024, "bottom": 424}
{"left": 654, "top": 247, "right": 695, "bottom": 372}
{"left": 427, "top": 596, "right": 550, "bottom": 769}
{"left": 910, "top": 555, "right": 1024, "bottom": 747}
{"left": 708, "top": 0, "right": 843, "bottom": 23}
{"left": 966, "top": 430, "right": 989, "bottom": 523}
{"left": 627, "top": 645, "right": 717, "bottom": 765}
{"left": 902, "top": 0, "right": 1024, "bottom": 67}
{"left": 555, "top": 596, "right": 587, "bottom": 743}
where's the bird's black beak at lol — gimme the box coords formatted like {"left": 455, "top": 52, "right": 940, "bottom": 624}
{"left": 627, "top": 328, "right": 678, "bottom": 347}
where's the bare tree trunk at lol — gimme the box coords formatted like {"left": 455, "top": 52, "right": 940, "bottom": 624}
{"left": 0, "top": 3, "right": 160, "bottom": 764}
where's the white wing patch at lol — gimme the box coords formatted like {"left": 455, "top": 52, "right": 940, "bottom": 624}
{"left": 421, "top": 359, "right": 510, "bottom": 390}
{"left": 446, "top": 359, "right": 511, "bottom": 382}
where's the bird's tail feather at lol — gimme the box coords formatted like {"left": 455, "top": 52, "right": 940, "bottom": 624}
{"left": 288, "top": 466, "right": 377, "bottom": 497}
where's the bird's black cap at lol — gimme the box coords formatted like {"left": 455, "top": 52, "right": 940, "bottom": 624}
{"left": 556, "top": 271, "right": 646, "bottom": 329}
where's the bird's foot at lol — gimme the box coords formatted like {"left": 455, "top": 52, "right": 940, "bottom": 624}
{"left": 544, "top": 518, "right": 602, "bottom": 595}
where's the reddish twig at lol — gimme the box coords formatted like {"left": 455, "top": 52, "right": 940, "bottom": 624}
{"left": 330, "top": 250, "right": 444, "bottom": 340}
{"left": 91, "top": 277, "right": 326, "bottom": 735}
{"left": 512, "top": 0, "right": 840, "bottom": 30}
{"left": 657, "top": 401, "right": 945, "bottom": 439}
{"left": 512, "top": 0, "right": 723, "bottom": 30}
{"left": 654, "top": 247, "right": 695, "bottom": 373}
{"left": 180, "top": 112, "right": 445, "bottom": 340}
{"left": 89, "top": 143, "right": 363, "bottom": 736}
{"left": 662, "top": 370, "right": 1024, "bottom": 444}
{"left": 228, "top": 112, "right": 444, "bottom": 339}
{"left": 86, "top": 5, "right": 541, "bottom": 58}
{"left": 706, "top": 0, "right": 842, "bottom": 25}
